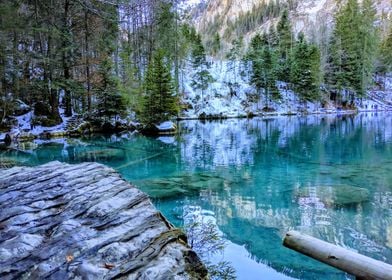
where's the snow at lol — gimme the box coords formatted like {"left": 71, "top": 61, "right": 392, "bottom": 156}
{"left": 10, "top": 107, "right": 74, "bottom": 139}
{"left": 157, "top": 121, "right": 176, "bottom": 131}
{"left": 181, "top": 59, "right": 392, "bottom": 119}
{"left": 0, "top": 133, "right": 7, "bottom": 141}
{"left": 158, "top": 136, "right": 176, "bottom": 144}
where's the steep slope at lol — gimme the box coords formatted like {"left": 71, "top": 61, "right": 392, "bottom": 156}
{"left": 191, "top": 0, "right": 391, "bottom": 47}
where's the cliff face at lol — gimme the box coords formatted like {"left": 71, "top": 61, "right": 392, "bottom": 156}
{"left": 191, "top": 0, "right": 392, "bottom": 46}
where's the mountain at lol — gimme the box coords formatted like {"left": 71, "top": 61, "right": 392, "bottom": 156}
{"left": 190, "top": 0, "right": 391, "bottom": 49}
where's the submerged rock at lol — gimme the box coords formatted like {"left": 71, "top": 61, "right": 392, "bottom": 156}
{"left": 78, "top": 148, "right": 125, "bottom": 162}
{"left": 0, "top": 162, "right": 207, "bottom": 280}
{"left": 138, "top": 172, "right": 237, "bottom": 199}
{"left": 296, "top": 185, "right": 370, "bottom": 207}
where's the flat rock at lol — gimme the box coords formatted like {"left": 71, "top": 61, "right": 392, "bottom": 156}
{"left": 296, "top": 185, "right": 370, "bottom": 207}
{"left": 0, "top": 162, "right": 207, "bottom": 280}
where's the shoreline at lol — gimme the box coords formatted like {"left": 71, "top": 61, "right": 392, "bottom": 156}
{"left": 1, "top": 108, "right": 391, "bottom": 145}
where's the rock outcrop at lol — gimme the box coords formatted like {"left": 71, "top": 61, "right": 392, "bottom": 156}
{"left": 0, "top": 162, "right": 207, "bottom": 280}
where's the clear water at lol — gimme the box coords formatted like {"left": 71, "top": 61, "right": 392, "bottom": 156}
{"left": 2, "top": 113, "right": 392, "bottom": 279}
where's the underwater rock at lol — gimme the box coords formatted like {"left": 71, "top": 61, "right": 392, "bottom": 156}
{"left": 78, "top": 148, "right": 125, "bottom": 162}
{"left": 296, "top": 185, "right": 370, "bottom": 207}
{"left": 138, "top": 172, "right": 235, "bottom": 199}
{"left": 0, "top": 161, "right": 207, "bottom": 280}
{"left": 0, "top": 157, "right": 22, "bottom": 169}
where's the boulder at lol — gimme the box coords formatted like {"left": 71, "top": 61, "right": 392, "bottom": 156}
{"left": 12, "top": 99, "right": 30, "bottom": 116}
{"left": 141, "top": 121, "right": 177, "bottom": 136}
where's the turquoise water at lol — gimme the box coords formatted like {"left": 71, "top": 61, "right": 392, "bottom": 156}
{"left": 2, "top": 113, "right": 392, "bottom": 279}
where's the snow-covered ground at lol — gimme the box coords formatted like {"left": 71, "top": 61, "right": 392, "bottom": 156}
{"left": 2, "top": 59, "right": 392, "bottom": 143}
{"left": 180, "top": 59, "right": 392, "bottom": 118}
{"left": 8, "top": 107, "right": 73, "bottom": 139}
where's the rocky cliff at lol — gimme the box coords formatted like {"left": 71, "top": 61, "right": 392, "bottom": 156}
{"left": 191, "top": 0, "right": 391, "bottom": 47}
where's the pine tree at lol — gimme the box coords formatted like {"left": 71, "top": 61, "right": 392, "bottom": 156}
{"left": 359, "top": 0, "right": 378, "bottom": 96}
{"left": 211, "top": 33, "right": 221, "bottom": 56}
{"left": 268, "top": 25, "right": 279, "bottom": 48}
{"left": 119, "top": 43, "right": 141, "bottom": 114}
{"left": 226, "top": 37, "right": 243, "bottom": 84}
{"left": 191, "top": 34, "right": 214, "bottom": 111}
{"left": 96, "top": 57, "right": 125, "bottom": 120}
{"left": 142, "top": 50, "right": 178, "bottom": 124}
{"left": 326, "top": 0, "right": 378, "bottom": 101}
{"left": 276, "top": 10, "right": 293, "bottom": 82}
{"left": 96, "top": 9, "right": 126, "bottom": 121}
{"left": 378, "top": 24, "right": 392, "bottom": 75}
{"left": 291, "top": 33, "right": 321, "bottom": 103}
{"left": 249, "top": 33, "right": 278, "bottom": 109}
{"left": 325, "top": 30, "right": 344, "bottom": 101}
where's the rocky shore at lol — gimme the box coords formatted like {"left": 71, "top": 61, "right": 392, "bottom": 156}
{"left": 0, "top": 162, "right": 207, "bottom": 280}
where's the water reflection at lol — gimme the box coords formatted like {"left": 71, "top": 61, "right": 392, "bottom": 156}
{"left": 2, "top": 113, "right": 392, "bottom": 279}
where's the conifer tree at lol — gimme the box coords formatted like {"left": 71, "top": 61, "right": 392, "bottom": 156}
{"left": 325, "top": 30, "right": 344, "bottom": 101}
{"left": 378, "top": 24, "right": 392, "bottom": 75}
{"left": 96, "top": 7, "right": 126, "bottom": 121}
{"left": 326, "top": 0, "right": 378, "bottom": 100}
{"left": 211, "top": 33, "right": 221, "bottom": 56}
{"left": 268, "top": 25, "right": 279, "bottom": 48}
{"left": 291, "top": 33, "right": 321, "bottom": 103}
{"left": 119, "top": 43, "right": 141, "bottom": 114}
{"left": 249, "top": 33, "right": 278, "bottom": 109}
{"left": 226, "top": 37, "right": 243, "bottom": 84}
{"left": 191, "top": 34, "right": 214, "bottom": 111}
{"left": 142, "top": 50, "right": 178, "bottom": 124}
{"left": 276, "top": 10, "right": 293, "bottom": 82}
{"left": 359, "top": 0, "right": 378, "bottom": 95}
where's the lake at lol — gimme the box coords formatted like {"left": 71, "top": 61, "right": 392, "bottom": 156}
{"left": 2, "top": 112, "right": 392, "bottom": 279}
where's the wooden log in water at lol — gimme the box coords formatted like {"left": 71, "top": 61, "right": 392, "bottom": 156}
{"left": 283, "top": 231, "right": 392, "bottom": 280}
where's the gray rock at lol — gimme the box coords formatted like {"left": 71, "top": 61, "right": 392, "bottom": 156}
{"left": 0, "top": 162, "right": 207, "bottom": 280}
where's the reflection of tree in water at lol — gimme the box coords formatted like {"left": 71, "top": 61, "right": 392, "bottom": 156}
{"left": 4, "top": 113, "right": 392, "bottom": 279}
{"left": 182, "top": 206, "right": 236, "bottom": 280}
{"left": 177, "top": 114, "right": 392, "bottom": 279}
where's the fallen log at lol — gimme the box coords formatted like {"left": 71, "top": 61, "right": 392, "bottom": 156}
{"left": 283, "top": 231, "right": 392, "bottom": 280}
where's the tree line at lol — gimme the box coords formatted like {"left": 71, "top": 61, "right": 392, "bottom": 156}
{"left": 0, "top": 0, "right": 192, "bottom": 128}
{"left": 244, "top": 0, "right": 391, "bottom": 108}
{"left": 0, "top": 0, "right": 391, "bottom": 130}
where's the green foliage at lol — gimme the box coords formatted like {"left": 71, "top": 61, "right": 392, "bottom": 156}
{"left": 226, "top": 37, "right": 243, "bottom": 84}
{"left": 359, "top": 0, "right": 378, "bottom": 95}
{"left": 249, "top": 33, "right": 279, "bottom": 107}
{"left": 184, "top": 219, "right": 236, "bottom": 280}
{"left": 326, "top": 0, "right": 378, "bottom": 99}
{"left": 291, "top": 33, "right": 321, "bottom": 102}
{"left": 276, "top": 10, "right": 293, "bottom": 82}
{"left": 191, "top": 34, "right": 214, "bottom": 106}
{"left": 119, "top": 43, "right": 142, "bottom": 114}
{"left": 96, "top": 57, "right": 126, "bottom": 120}
{"left": 378, "top": 24, "right": 392, "bottom": 74}
{"left": 223, "top": 0, "right": 298, "bottom": 39}
{"left": 141, "top": 50, "right": 179, "bottom": 124}
{"left": 207, "top": 33, "right": 221, "bottom": 56}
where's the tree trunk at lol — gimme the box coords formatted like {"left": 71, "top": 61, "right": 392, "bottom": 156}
{"left": 84, "top": 9, "right": 91, "bottom": 113}
{"left": 283, "top": 231, "right": 392, "bottom": 280}
{"left": 62, "top": 0, "right": 72, "bottom": 117}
